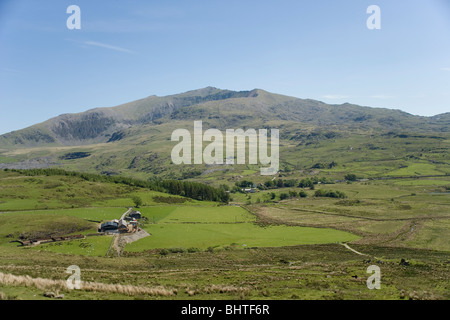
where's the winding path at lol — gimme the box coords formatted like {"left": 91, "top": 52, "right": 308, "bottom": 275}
{"left": 340, "top": 243, "right": 368, "bottom": 256}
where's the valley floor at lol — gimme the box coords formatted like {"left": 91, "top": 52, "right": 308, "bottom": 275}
{"left": 0, "top": 170, "right": 448, "bottom": 300}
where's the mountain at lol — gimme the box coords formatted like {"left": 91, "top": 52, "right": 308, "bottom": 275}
{"left": 0, "top": 87, "right": 448, "bottom": 182}
{"left": 0, "top": 87, "right": 254, "bottom": 147}
{"left": 0, "top": 87, "right": 448, "bottom": 148}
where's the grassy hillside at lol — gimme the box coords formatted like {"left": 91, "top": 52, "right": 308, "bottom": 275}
{"left": 0, "top": 169, "right": 217, "bottom": 211}
{"left": 0, "top": 88, "right": 448, "bottom": 184}
{"left": 0, "top": 169, "right": 448, "bottom": 300}
{"left": 0, "top": 119, "right": 448, "bottom": 184}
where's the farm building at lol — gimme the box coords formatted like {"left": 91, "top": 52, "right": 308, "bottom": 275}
{"left": 98, "top": 209, "right": 141, "bottom": 234}
{"left": 118, "top": 219, "right": 128, "bottom": 232}
{"left": 129, "top": 211, "right": 141, "bottom": 219}
{"left": 99, "top": 221, "right": 118, "bottom": 232}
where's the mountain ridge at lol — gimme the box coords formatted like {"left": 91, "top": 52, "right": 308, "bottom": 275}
{"left": 0, "top": 87, "right": 448, "bottom": 148}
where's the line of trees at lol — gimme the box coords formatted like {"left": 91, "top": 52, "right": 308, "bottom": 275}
{"left": 231, "top": 177, "right": 337, "bottom": 194}
{"left": 157, "top": 180, "right": 229, "bottom": 203}
{"left": 259, "top": 177, "right": 334, "bottom": 191}
{"left": 279, "top": 190, "right": 308, "bottom": 200}
{"left": 314, "top": 189, "right": 347, "bottom": 199}
{"left": 7, "top": 168, "right": 229, "bottom": 203}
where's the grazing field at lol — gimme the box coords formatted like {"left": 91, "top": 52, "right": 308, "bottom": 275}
{"left": 126, "top": 205, "right": 358, "bottom": 251}
{"left": 387, "top": 162, "right": 445, "bottom": 177}
{"left": 0, "top": 207, "right": 126, "bottom": 223}
{"left": 138, "top": 205, "right": 255, "bottom": 224}
{"left": 0, "top": 170, "right": 448, "bottom": 300}
{"left": 247, "top": 178, "right": 450, "bottom": 252}
{"left": 126, "top": 223, "right": 358, "bottom": 251}
{"left": 30, "top": 235, "right": 114, "bottom": 257}
{"left": 0, "top": 205, "right": 359, "bottom": 255}
{"left": 0, "top": 213, "right": 96, "bottom": 245}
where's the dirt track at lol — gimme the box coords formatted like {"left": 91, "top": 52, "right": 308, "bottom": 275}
{"left": 341, "top": 243, "right": 367, "bottom": 256}
{"left": 111, "top": 229, "right": 150, "bottom": 256}
{"left": 119, "top": 229, "right": 150, "bottom": 246}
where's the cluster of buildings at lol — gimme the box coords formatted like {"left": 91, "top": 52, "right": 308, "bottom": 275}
{"left": 99, "top": 210, "right": 142, "bottom": 233}
{"left": 10, "top": 209, "right": 143, "bottom": 247}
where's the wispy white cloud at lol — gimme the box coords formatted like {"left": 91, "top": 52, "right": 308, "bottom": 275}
{"left": 84, "top": 41, "right": 134, "bottom": 54}
{"left": 441, "top": 67, "right": 450, "bottom": 71}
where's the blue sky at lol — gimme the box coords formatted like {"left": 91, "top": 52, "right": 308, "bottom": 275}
{"left": 0, "top": 0, "right": 449, "bottom": 134}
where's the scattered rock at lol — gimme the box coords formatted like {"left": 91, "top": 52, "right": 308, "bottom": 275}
{"left": 399, "top": 289, "right": 406, "bottom": 299}
{"left": 187, "top": 290, "right": 196, "bottom": 296}
{"left": 400, "top": 258, "right": 410, "bottom": 266}
{"left": 43, "top": 292, "right": 56, "bottom": 298}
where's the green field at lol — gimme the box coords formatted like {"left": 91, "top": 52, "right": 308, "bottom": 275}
{"left": 0, "top": 205, "right": 359, "bottom": 255}
{"left": 394, "top": 179, "right": 450, "bottom": 186}
{"left": 126, "top": 205, "right": 358, "bottom": 252}
{"left": 127, "top": 223, "right": 358, "bottom": 251}
{"left": 30, "top": 236, "right": 113, "bottom": 257}
{"left": 0, "top": 170, "right": 449, "bottom": 300}
{"left": 0, "top": 207, "right": 126, "bottom": 222}
{"left": 139, "top": 205, "right": 255, "bottom": 224}
{"left": 0, "top": 170, "right": 212, "bottom": 211}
